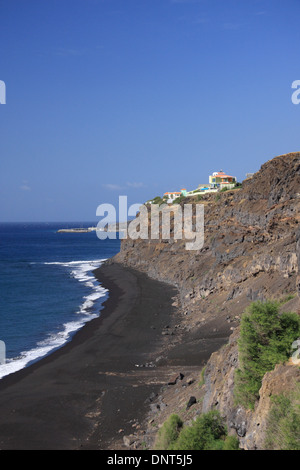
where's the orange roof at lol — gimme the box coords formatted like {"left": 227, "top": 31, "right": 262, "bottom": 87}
{"left": 164, "top": 192, "right": 181, "bottom": 195}
{"left": 214, "top": 171, "right": 234, "bottom": 178}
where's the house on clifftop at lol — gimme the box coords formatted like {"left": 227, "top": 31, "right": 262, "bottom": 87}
{"left": 163, "top": 191, "right": 182, "bottom": 203}
{"left": 209, "top": 170, "right": 236, "bottom": 189}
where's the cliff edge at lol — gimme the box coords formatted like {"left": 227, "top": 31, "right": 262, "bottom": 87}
{"left": 110, "top": 152, "right": 300, "bottom": 449}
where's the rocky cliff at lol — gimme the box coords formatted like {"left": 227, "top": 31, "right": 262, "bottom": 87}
{"left": 201, "top": 316, "right": 300, "bottom": 449}
{"left": 110, "top": 152, "right": 300, "bottom": 449}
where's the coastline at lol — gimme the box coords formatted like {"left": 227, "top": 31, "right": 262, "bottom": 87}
{"left": 0, "top": 261, "right": 232, "bottom": 450}
{"left": 0, "top": 262, "right": 180, "bottom": 449}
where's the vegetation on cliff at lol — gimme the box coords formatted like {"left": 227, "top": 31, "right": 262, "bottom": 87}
{"left": 114, "top": 152, "right": 300, "bottom": 450}
{"left": 154, "top": 414, "right": 183, "bottom": 450}
{"left": 265, "top": 382, "right": 300, "bottom": 450}
{"left": 155, "top": 410, "right": 240, "bottom": 450}
{"left": 234, "top": 300, "right": 300, "bottom": 410}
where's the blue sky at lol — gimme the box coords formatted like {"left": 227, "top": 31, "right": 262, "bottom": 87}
{"left": 1, "top": 0, "right": 300, "bottom": 222}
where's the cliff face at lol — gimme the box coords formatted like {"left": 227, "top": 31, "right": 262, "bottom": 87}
{"left": 111, "top": 152, "right": 300, "bottom": 449}
{"left": 201, "top": 317, "right": 300, "bottom": 449}
{"left": 114, "top": 152, "right": 300, "bottom": 324}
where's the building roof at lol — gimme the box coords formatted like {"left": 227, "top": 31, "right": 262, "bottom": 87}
{"left": 164, "top": 191, "right": 181, "bottom": 195}
{"left": 212, "top": 171, "right": 235, "bottom": 178}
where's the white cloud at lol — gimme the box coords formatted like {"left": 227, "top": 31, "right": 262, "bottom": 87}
{"left": 223, "top": 22, "right": 242, "bottom": 31}
{"left": 102, "top": 183, "right": 124, "bottom": 191}
{"left": 20, "top": 181, "right": 31, "bottom": 191}
{"left": 102, "top": 182, "right": 145, "bottom": 191}
{"left": 194, "top": 17, "right": 209, "bottom": 24}
{"left": 170, "top": 0, "right": 202, "bottom": 3}
{"left": 126, "top": 182, "right": 145, "bottom": 188}
{"left": 53, "top": 47, "right": 87, "bottom": 57}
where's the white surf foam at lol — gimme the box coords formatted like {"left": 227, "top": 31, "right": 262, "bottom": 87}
{"left": 0, "top": 259, "right": 108, "bottom": 379}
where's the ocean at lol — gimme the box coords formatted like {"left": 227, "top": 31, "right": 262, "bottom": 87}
{"left": 0, "top": 222, "right": 120, "bottom": 379}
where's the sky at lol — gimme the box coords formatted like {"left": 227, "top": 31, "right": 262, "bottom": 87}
{"left": 0, "top": 0, "right": 300, "bottom": 222}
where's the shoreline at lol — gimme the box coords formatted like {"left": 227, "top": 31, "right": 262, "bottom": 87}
{"left": 0, "top": 262, "right": 180, "bottom": 449}
{"left": 0, "top": 261, "right": 231, "bottom": 450}
{"left": 0, "top": 258, "right": 109, "bottom": 381}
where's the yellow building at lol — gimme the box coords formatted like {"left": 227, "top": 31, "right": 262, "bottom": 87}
{"left": 209, "top": 170, "right": 236, "bottom": 189}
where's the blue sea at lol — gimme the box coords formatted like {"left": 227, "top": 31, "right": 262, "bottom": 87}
{"left": 0, "top": 222, "right": 120, "bottom": 379}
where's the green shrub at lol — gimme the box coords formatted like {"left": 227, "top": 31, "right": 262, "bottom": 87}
{"left": 173, "top": 195, "right": 185, "bottom": 204}
{"left": 198, "top": 366, "right": 206, "bottom": 387}
{"left": 156, "top": 410, "right": 240, "bottom": 451}
{"left": 223, "top": 435, "right": 240, "bottom": 450}
{"left": 234, "top": 301, "right": 300, "bottom": 409}
{"left": 265, "top": 383, "right": 300, "bottom": 450}
{"left": 170, "top": 410, "right": 227, "bottom": 450}
{"left": 154, "top": 414, "right": 183, "bottom": 450}
{"left": 279, "top": 293, "right": 296, "bottom": 305}
{"left": 151, "top": 196, "right": 164, "bottom": 205}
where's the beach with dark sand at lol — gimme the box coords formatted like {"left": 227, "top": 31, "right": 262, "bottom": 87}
{"left": 0, "top": 262, "right": 230, "bottom": 450}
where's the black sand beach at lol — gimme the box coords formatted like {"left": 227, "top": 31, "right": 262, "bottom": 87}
{"left": 0, "top": 263, "right": 179, "bottom": 449}
{"left": 0, "top": 262, "right": 230, "bottom": 450}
